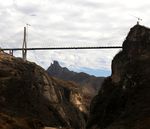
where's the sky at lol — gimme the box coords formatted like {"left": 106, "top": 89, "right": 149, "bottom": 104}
{"left": 0, "top": 0, "right": 150, "bottom": 76}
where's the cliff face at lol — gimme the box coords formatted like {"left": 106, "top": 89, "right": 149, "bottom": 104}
{"left": 50, "top": 77, "right": 88, "bottom": 114}
{"left": 87, "top": 25, "right": 150, "bottom": 129}
{"left": 0, "top": 52, "right": 86, "bottom": 129}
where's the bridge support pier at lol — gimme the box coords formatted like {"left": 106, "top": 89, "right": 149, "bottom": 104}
{"left": 22, "top": 27, "right": 27, "bottom": 60}
{"left": 9, "top": 50, "right": 13, "bottom": 56}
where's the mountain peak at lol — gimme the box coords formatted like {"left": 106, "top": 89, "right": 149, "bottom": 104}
{"left": 127, "top": 24, "right": 150, "bottom": 40}
{"left": 49, "top": 60, "right": 62, "bottom": 72}
{"left": 122, "top": 24, "right": 150, "bottom": 58}
{"left": 47, "top": 61, "right": 71, "bottom": 77}
{"left": 53, "top": 60, "right": 60, "bottom": 65}
{"left": 51, "top": 60, "right": 61, "bottom": 68}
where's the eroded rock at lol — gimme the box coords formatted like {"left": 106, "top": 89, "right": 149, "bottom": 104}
{"left": 87, "top": 25, "right": 150, "bottom": 129}
{"left": 0, "top": 52, "right": 86, "bottom": 129}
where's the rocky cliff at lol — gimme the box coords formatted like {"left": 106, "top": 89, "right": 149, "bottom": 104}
{"left": 0, "top": 52, "right": 86, "bottom": 129}
{"left": 86, "top": 25, "right": 150, "bottom": 129}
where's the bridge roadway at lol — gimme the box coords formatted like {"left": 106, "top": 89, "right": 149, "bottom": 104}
{"left": 1, "top": 46, "right": 122, "bottom": 51}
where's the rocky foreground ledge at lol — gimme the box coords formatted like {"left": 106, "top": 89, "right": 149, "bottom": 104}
{"left": 87, "top": 25, "right": 150, "bottom": 129}
{"left": 0, "top": 52, "right": 87, "bottom": 129}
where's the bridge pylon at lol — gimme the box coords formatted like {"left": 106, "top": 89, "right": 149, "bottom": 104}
{"left": 22, "top": 27, "right": 27, "bottom": 60}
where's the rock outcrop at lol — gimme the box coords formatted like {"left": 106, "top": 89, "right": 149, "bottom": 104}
{"left": 0, "top": 52, "right": 86, "bottom": 129}
{"left": 87, "top": 25, "right": 150, "bottom": 129}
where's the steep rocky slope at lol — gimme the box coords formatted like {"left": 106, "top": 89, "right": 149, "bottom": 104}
{"left": 0, "top": 52, "right": 86, "bottom": 129}
{"left": 86, "top": 24, "right": 150, "bottom": 129}
{"left": 47, "top": 61, "right": 104, "bottom": 98}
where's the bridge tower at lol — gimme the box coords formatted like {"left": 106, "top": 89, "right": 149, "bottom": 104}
{"left": 22, "top": 27, "right": 27, "bottom": 60}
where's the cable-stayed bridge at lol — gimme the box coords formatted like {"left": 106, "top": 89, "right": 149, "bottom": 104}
{"left": 0, "top": 27, "right": 122, "bottom": 60}
{"left": 1, "top": 46, "right": 122, "bottom": 61}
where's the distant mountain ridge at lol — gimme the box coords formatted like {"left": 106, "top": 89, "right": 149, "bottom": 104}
{"left": 47, "top": 61, "right": 105, "bottom": 95}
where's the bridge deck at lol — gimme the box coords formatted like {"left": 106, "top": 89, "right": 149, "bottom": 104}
{"left": 1, "top": 46, "right": 122, "bottom": 51}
